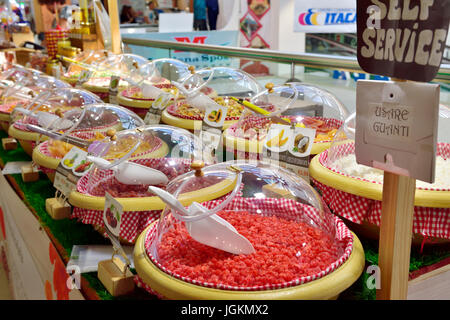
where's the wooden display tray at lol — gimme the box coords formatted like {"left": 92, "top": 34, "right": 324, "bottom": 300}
{"left": 133, "top": 225, "right": 365, "bottom": 300}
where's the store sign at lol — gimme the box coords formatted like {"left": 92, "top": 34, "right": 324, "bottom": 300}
{"left": 356, "top": 0, "right": 450, "bottom": 82}
{"left": 125, "top": 31, "right": 239, "bottom": 70}
{"left": 293, "top": 0, "right": 357, "bottom": 33}
{"left": 355, "top": 80, "right": 439, "bottom": 183}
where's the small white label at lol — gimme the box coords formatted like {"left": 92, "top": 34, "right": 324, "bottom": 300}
{"left": 60, "top": 147, "right": 93, "bottom": 177}
{"left": 263, "top": 124, "right": 314, "bottom": 182}
{"left": 54, "top": 172, "right": 76, "bottom": 197}
{"left": 108, "top": 76, "right": 120, "bottom": 104}
{"left": 103, "top": 192, "right": 123, "bottom": 238}
{"left": 76, "top": 69, "right": 92, "bottom": 88}
{"left": 144, "top": 92, "right": 172, "bottom": 125}
{"left": 2, "top": 161, "right": 36, "bottom": 175}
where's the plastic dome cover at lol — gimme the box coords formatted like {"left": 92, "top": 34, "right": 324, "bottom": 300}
{"left": 62, "top": 49, "right": 113, "bottom": 82}
{"left": 326, "top": 108, "right": 450, "bottom": 189}
{"left": 1, "top": 71, "right": 70, "bottom": 105}
{"left": 42, "top": 103, "right": 145, "bottom": 159}
{"left": 168, "top": 67, "right": 264, "bottom": 120}
{"left": 82, "top": 124, "right": 216, "bottom": 198}
{"left": 10, "top": 87, "right": 102, "bottom": 130}
{"left": 147, "top": 160, "right": 347, "bottom": 288}
{"left": 229, "top": 83, "right": 349, "bottom": 144}
{"left": 118, "top": 58, "right": 191, "bottom": 100}
{"left": 83, "top": 54, "right": 149, "bottom": 89}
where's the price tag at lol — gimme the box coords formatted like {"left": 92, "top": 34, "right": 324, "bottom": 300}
{"left": 355, "top": 80, "right": 440, "bottom": 183}
{"left": 263, "top": 124, "right": 315, "bottom": 182}
{"left": 144, "top": 92, "right": 172, "bottom": 125}
{"left": 200, "top": 103, "right": 228, "bottom": 150}
{"left": 108, "top": 76, "right": 120, "bottom": 104}
{"left": 54, "top": 146, "right": 93, "bottom": 197}
{"left": 53, "top": 172, "right": 76, "bottom": 198}
{"left": 75, "top": 69, "right": 92, "bottom": 88}
{"left": 103, "top": 192, "right": 123, "bottom": 238}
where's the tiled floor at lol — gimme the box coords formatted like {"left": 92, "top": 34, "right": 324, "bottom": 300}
{"left": 0, "top": 265, "right": 12, "bottom": 300}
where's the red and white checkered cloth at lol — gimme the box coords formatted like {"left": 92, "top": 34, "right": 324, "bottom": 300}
{"left": 312, "top": 142, "right": 450, "bottom": 240}
{"left": 135, "top": 196, "right": 353, "bottom": 294}
{"left": 71, "top": 158, "right": 193, "bottom": 243}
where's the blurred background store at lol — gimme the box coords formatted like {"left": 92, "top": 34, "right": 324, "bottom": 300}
{"left": 0, "top": 0, "right": 448, "bottom": 115}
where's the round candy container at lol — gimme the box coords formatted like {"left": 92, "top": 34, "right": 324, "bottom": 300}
{"left": 223, "top": 82, "right": 349, "bottom": 161}
{"left": 117, "top": 58, "right": 191, "bottom": 118}
{"left": 61, "top": 49, "right": 113, "bottom": 86}
{"left": 32, "top": 103, "right": 145, "bottom": 182}
{"left": 81, "top": 53, "right": 149, "bottom": 101}
{"left": 161, "top": 67, "right": 263, "bottom": 131}
{"left": 309, "top": 108, "right": 450, "bottom": 245}
{"left": 8, "top": 87, "right": 101, "bottom": 156}
{"left": 134, "top": 160, "right": 365, "bottom": 299}
{"left": 68, "top": 124, "right": 219, "bottom": 244}
{"left": 0, "top": 71, "right": 70, "bottom": 131}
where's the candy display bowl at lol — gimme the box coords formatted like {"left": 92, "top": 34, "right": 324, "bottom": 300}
{"left": 133, "top": 160, "right": 365, "bottom": 299}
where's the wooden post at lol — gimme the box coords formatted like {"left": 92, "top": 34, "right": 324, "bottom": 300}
{"left": 377, "top": 172, "right": 416, "bottom": 300}
{"left": 107, "top": 0, "right": 122, "bottom": 54}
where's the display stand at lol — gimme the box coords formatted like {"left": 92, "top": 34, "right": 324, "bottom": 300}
{"left": 108, "top": 0, "right": 122, "bottom": 54}
{"left": 377, "top": 172, "right": 416, "bottom": 299}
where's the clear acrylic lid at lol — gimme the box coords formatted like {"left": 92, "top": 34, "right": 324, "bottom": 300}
{"left": 1, "top": 72, "right": 71, "bottom": 105}
{"left": 182, "top": 67, "right": 263, "bottom": 98}
{"left": 228, "top": 83, "right": 348, "bottom": 144}
{"left": 11, "top": 87, "right": 102, "bottom": 127}
{"left": 117, "top": 59, "right": 190, "bottom": 100}
{"left": 82, "top": 125, "right": 216, "bottom": 198}
{"left": 149, "top": 160, "right": 339, "bottom": 272}
{"left": 42, "top": 103, "right": 144, "bottom": 159}
{"left": 131, "top": 58, "right": 191, "bottom": 85}
{"left": 62, "top": 50, "right": 113, "bottom": 81}
{"left": 83, "top": 54, "right": 149, "bottom": 89}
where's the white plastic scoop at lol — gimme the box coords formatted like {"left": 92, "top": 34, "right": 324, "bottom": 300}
{"left": 148, "top": 186, "right": 255, "bottom": 255}
{"left": 86, "top": 141, "right": 169, "bottom": 186}
{"left": 141, "top": 81, "right": 165, "bottom": 99}
{"left": 14, "top": 107, "right": 74, "bottom": 130}
{"left": 171, "top": 80, "right": 221, "bottom": 112}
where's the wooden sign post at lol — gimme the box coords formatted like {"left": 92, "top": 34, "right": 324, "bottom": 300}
{"left": 356, "top": 0, "right": 449, "bottom": 300}
{"left": 107, "top": 0, "right": 122, "bottom": 54}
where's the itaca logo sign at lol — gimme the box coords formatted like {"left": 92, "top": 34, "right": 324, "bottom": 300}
{"left": 294, "top": 1, "right": 356, "bottom": 33}
{"left": 298, "top": 8, "right": 356, "bottom": 26}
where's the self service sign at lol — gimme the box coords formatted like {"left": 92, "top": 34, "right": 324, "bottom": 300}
{"left": 356, "top": 0, "right": 450, "bottom": 82}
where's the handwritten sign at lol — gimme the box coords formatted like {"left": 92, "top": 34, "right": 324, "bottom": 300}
{"left": 357, "top": 0, "right": 450, "bottom": 82}
{"left": 355, "top": 80, "right": 439, "bottom": 183}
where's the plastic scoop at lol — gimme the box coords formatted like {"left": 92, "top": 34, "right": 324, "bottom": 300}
{"left": 14, "top": 107, "right": 74, "bottom": 130}
{"left": 87, "top": 141, "right": 169, "bottom": 186}
{"left": 171, "top": 80, "right": 221, "bottom": 112}
{"left": 148, "top": 186, "right": 255, "bottom": 255}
